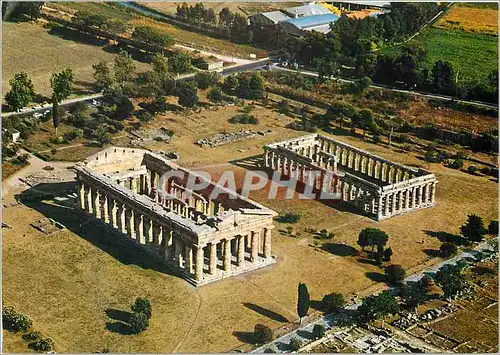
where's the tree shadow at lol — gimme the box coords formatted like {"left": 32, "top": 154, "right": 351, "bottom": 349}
{"left": 365, "top": 272, "right": 386, "bottom": 283}
{"left": 243, "top": 303, "right": 288, "bottom": 323}
{"left": 322, "top": 243, "right": 358, "bottom": 257}
{"left": 310, "top": 299, "right": 323, "bottom": 311}
{"left": 105, "top": 308, "right": 132, "bottom": 323}
{"left": 16, "top": 183, "right": 184, "bottom": 280}
{"left": 356, "top": 257, "right": 378, "bottom": 266}
{"left": 297, "top": 329, "right": 314, "bottom": 340}
{"left": 232, "top": 331, "right": 255, "bottom": 344}
{"left": 423, "top": 249, "right": 440, "bottom": 257}
{"left": 424, "top": 230, "right": 466, "bottom": 245}
{"left": 275, "top": 342, "right": 289, "bottom": 352}
{"left": 106, "top": 321, "right": 134, "bottom": 335}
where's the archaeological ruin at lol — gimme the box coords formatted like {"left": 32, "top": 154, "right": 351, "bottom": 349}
{"left": 264, "top": 134, "right": 438, "bottom": 220}
{"left": 74, "top": 147, "right": 276, "bottom": 286}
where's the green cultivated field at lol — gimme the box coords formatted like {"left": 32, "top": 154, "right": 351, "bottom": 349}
{"left": 385, "top": 27, "right": 498, "bottom": 84}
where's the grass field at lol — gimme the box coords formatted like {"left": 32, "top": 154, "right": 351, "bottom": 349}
{"left": 2, "top": 21, "right": 150, "bottom": 99}
{"left": 140, "top": 1, "right": 301, "bottom": 16}
{"left": 3, "top": 95, "right": 498, "bottom": 352}
{"left": 384, "top": 27, "right": 498, "bottom": 84}
{"left": 434, "top": 3, "right": 498, "bottom": 35}
{"left": 48, "top": 1, "right": 267, "bottom": 59}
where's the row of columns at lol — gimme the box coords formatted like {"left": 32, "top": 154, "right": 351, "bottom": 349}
{"left": 77, "top": 180, "right": 273, "bottom": 282}
{"left": 378, "top": 181, "right": 437, "bottom": 219}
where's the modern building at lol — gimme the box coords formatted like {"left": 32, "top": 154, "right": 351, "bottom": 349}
{"left": 248, "top": 10, "right": 291, "bottom": 26}
{"left": 281, "top": 13, "right": 340, "bottom": 35}
{"left": 282, "top": 3, "right": 333, "bottom": 18}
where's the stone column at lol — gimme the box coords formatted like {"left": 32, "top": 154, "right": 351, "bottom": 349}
{"left": 195, "top": 245, "right": 204, "bottom": 281}
{"left": 384, "top": 195, "right": 390, "bottom": 216}
{"left": 101, "top": 195, "right": 109, "bottom": 223}
{"left": 397, "top": 190, "right": 404, "bottom": 211}
{"left": 185, "top": 245, "right": 193, "bottom": 274}
{"left": 251, "top": 231, "right": 259, "bottom": 262}
{"left": 78, "top": 182, "right": 86, "bottom": 210}
{"left": 430, "top": 182, "right": 436, "bottom": 203}
{"left": 86, "top": 187, "right": 93, "bottom": 214}
{"left": 263, "top": 228, "right": 271, "bottom": 258}
{"left": 209, "top": 242, "right": 217, "bottom": 275}
{"left": 117, "top": 204, "right": 126, "bottom": 234}
{"left": 237, "top": 236, "right": 245, "bottom": 265}
{"left": 418, "top": 185, "right": 424, "bottom": 205}
{"left": 392, "top": 192, "right": 397, "bottom": 213}
{"left": 424, "top": 183, "right": 430, "bottom": 203}
{"left": 130, "top": 177, "right": 137, "bottom": 194}
{"left": 412, "top": 187, "right": 417, "bottom": 208}
{"left": 404, "top": 189, "right": 410, "bottom": 210}
{"left": 126, "top": 208, "right": 135, "bottom": 238}
{"left": 176, "top": 238, "right": 184, "bottom": 268}
{"left": 143, "top": 217, "right": 153, "bottom": 243}
{"left": 163, "top": 228, "right": 173, "bottom": 260}
{"left": 109, "top": 197, "right": 117, "bottom": 228}
{"left": 93, "top": 189, "right": 101, "bottom": 219}
{"left": 223, "top": 239, "right": 231, "bottom": 271}
{"left": 135, "top": 213, "right": 144, "bottom": 243}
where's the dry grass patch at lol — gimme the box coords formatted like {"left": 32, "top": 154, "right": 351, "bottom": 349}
{"left": 434, "top": 4, "right": 498, "bottom": 35}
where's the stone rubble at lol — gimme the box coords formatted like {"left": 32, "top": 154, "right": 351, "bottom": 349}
{"left": 196, "top": 129, "right": 272, "bottom": 147}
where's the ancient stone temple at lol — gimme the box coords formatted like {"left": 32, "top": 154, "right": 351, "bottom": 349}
{"left": 264, "top": 134, "right": 437, "bottom": 220}
{"left": 74, "top": 147, "right": 276, "bottom": 286}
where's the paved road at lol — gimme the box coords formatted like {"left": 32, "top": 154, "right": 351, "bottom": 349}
{"left": 271, "top": 65, "right": 498, "bottom": 110}
{"left": 251, "top": 239, "right": 495, "bottom": 353}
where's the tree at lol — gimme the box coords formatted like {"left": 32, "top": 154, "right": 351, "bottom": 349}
{"left": 277, "top": 99, "right": 291, "bottom": 114}
{"left": 326, "top": 101, "right": 356, "bottom": 129}
{"left": 52, "top": 99, "right": 59, "bottom": 135}
{"left": 249, "top": 72, "right": 265, "bottom": 99}
{"left": 114, "top": 96, "right": 134, "bottom": 120}
{"left": 222, "top": 75, "right": 239, "bottom": 92}
{"left": 194, "top": 71, "right": 220, "bottom": 90}
{"left": 312, "top": 324, "right": 326, "bottom": 339}
{"left": 440, "top": 242, "right": 458, "bottom": 258}
{"left": 297, "top": 282, "right": 310, "bottom": 324}
{"left": 11, "top": 2, "right": 44, "bottom": 21}
{"left": 131, "top": 297, "right": 152, "bottom": 319}
{"left": 219, "top": 7, "right": 234, "bottom": 29}
{"left": 321, "top": 292, "right": 345, "bottom": 314}
{"left": 400, "top": 281, "right": 427, "bottom": 309}
{"left": 289, "top": 337, "right": 302, "bottom": 352}
{"left": 129, "top": 312, "right": 149, "bottom": 334}
{"left": 74, "top": 11, "right": 108, "bottom": 29}
{"left": 152, "top": 53, "right": 169, "bottom": 78}
{"left": 114, "top": 50, "right": 136, "bottom": 85}
{"left": 460, "top": 214, "right": 487, "bottom": 243}
{"left": 132, "top": 26, "right": 174, "bottom": 50}
{"left": 207, "top": 86, "right": 224, "bottom": 103}
{"left": 32, "top": 338, "right": 54, "bottom": 351}
{"left": 102, "top": 18, "right": 127, "bottom": 41}
{"left": 168, "top": 52, "right": 191, "bottom": 74}
{"left": 384, "top": 264, "right": 406, "bottom": 284}
{"left": 488, "top": 220, "right": 499, "bottom": 235}
{"left": 383, "top": 247, "right": 392, "bottom": 262}
{"left": 175, "top": 81, "right": 198, "bottom": 108}
{"left": 357, "top": 291, "right": 399, "bottom": 326}
{"left": 93, "top": 125, "right": 110, "bottom": 147}
{"left": 357, "top": 228, "right": 389, "bottom": 258}
{"left": 435, "top": 263, "right": 467, "bottom": 298}
{"left": 5, "top": 72, "right": 36, "bottom": 111}
{"left": 2, "top": 306, "right": 33, "bottom": 332}
{"left": 254, "top": 324, "right": 273, "bottom": 344}
{"left": 51, "top": 68, "right": 74, "bottom": 102}
{"left": 431, "top": 60, "right": 455, "bottom": 95}
{"left": 93, "top": 61, "right": 113, "bottom": 91}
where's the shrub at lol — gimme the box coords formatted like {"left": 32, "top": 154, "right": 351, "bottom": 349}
{"left": 31, "top": 337, "right": 54, "bottom": 351}
{"left": 129, "top": 312, "right": 149, "bottom": 334}
{"left": 63, "top": 129, "right": 84, "bottom": 141}
{"left": 372, "top": 135, "right": 381, "bottom": 143}
{"left": 22, "top": 331, "right": 42, "bottom": 341}
{"left": 321, "top": 292, "right": 345, "bottom": 313}
{"left": 424, "top": 150, "right": 438, "bottom": 163}
{"left": 275, "top": 212, "right": 301, "bottom": 224}
{"left": 194, "top": 71, "right": 220, "bottom": 90}
{"left": 254, "top": 323, "right": 273, "bottom": 344}
{"left": 289, "top": 337, "right": 302, "bottom": 351}
{"left": 467, "top": 165, "right": 477, "bottom": 175}
{"left": 2, "top": 306, "right": 32, "bottom": 333}
{"left": 207, "top": 86, "right": 224, "bottom": 102}
{"left": 480, "top": 166, "right": 491, "bottom": 175}
{"left": 240, "top": 104, "right": 254, "bottom": 113}
{"left": 137, "top": 110, "right": 154, "bottom": 122}
{"left": 384, "top": 264, "right": 406, "bottom": 284}
{"left": 49, "top": 136, "right": 66, "bottom": 144}
{"left": 488, "top": 220, "right": 498, "bottom": 235}
{"left": 312, "top": 324, "right": 326, "bottom": 339}
{"left": 286, "top": 225, "right": 294, "bottom": 235}
{"left": 448, "top": 158, "right": 464, "bottom": 169}
{"left": 229, "top": 113, "right": 258, "bottom": 124}
{"left": 131, "top": 297, "right": 152, "bottom": 319}
{"left": 277, "top": 99, "right": 291, "bottom": 114}
{"left": 440, "top": 242, "right": 458, "bottom": 257}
